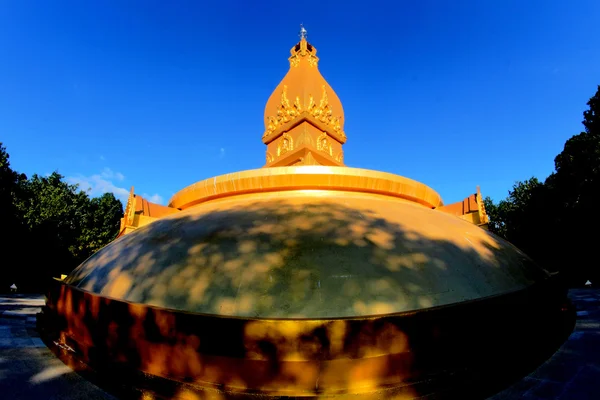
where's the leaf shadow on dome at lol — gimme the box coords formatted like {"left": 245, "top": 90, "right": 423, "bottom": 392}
{"left": 52, "top": 199, "right": 567, "bottom": 399}
{"left": 67, "top": 199, "right": 547, "bottom": 319}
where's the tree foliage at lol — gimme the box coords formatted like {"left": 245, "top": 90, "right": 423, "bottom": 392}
{"left": 483, "top": 178, "right": 543, "bottom": 240}
{"left": 0, "top": 143, "right": 123, "bottom": 292}
{"left": 485, "top": 85, "right": 600, "bottom": 285}
{"left": 0, "top": 144, "right": 28, "bottom": 281}
{"left": 75, "top": 192, "right": 124, "bottom": 259}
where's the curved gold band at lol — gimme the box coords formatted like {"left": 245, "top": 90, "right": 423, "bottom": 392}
{"left": 169, "top": 166, "right": 444, "bottom": 210}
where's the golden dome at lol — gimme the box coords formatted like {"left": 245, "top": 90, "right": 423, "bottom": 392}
{"left": 262, "top": 36, "right": 345, "bottom": 146}
{"left": 65, "top": 188, "right": 546, "bottom": 319}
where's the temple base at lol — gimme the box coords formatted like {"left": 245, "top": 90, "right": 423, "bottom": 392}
{"left": 37, "top": 278, "right": 574, "bottom": 399}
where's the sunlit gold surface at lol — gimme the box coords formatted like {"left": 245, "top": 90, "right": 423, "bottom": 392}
{"left": 168, "top": 166, "right": 444, "bottom": 210}
{"left": 118, "top": 186, "right": 180, "bottom": 237}
{"left": 263, "top": 37, "right": 345, "bottom": 143}
{"left": 261, "top": 36, "right": 347, "bottom": 168}
{"left": 66, "top": 189, "right": 546, "bottom": 319}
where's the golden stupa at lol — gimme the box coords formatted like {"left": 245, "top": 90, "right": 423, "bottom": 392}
{"left": 39, "top": 27, "right": 573, "bottom": 399}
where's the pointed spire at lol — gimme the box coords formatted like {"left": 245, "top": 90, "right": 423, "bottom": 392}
{"left": 299, "top": 24, "right": 308, "bottom": 41}
{"left": 261, "top": 30, "right": 346, "bottom": 167}
{"left": 125, "top": 186, "right": 136, "bottom": 226}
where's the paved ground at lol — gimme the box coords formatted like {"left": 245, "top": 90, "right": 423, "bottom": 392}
{"left": 0, "top": 290, "right": 598, "bottom": 399}
{"left": 0, "top": 294, "right": 116, "bottom": 399}
{"left": 489, "top": 288, "right": 600, "bottom": 400}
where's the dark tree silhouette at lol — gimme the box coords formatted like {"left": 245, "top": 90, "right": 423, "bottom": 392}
{"left": 0, "top": 144, "right": 123, "bottom": 292}
{"left": 485, "top": 85, "right": 600, "bottom": 285}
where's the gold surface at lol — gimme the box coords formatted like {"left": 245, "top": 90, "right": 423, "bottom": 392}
{"left": 263, "top": 37, "right": 345, "bottom": 144}
{"left": 476, "top": 185, "right": 490, "bottom": 224}
{"left": 168, "top": 166, "right": 444, "bottom": 210}
{"left": 118, "top": 187, "right": 178, "bottom": 237}
{"left": 66, "top": 189, "right": 548, "bottom": 319}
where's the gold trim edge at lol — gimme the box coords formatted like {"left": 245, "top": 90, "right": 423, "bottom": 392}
{"left": 168, "top": 166, "right": 444, "bottom": 210}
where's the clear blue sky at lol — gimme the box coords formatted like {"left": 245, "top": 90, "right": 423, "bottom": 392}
{"left": 1, "top": 1, "right": 599, "bottom": 205}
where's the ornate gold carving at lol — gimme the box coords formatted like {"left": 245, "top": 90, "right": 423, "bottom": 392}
{"left": 307, "top": 86, "right": 344, "bottom": 139}
{"left": 265, "top": 85, "right": 302, "bottom": 138}
{"left": 303, "top": 151, "right": 319, "bottom": 165}
{"left": 476, "top": 186, "right": 489, "bottom": 224}
{"left": 266, "top": 152, "right": 274, "bottom": 163}
{"left": 277, "top": 133, "right": 293, "bottom": 157}
{"left": 295, "top": 126, "right": 314, "bottom": 148}
{"left": 293, "top": 152, "right": 319, "bottom": 166}
{"left": 288, "top": 37, "right": 319, "bottom": 68}
{"left": 124, "top": 186, "right": 136, "bottom": 226}
{"left": 336, "top": 151, "right": 344, "bottom": 163}
{"left": 317, "top": 132, "right": 333, "bottom": 156}
{"left": 264, "top": 45, "right": 346, "bottom": 141}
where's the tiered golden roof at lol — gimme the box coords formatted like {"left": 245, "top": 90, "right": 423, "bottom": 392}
{"left": 262, "top": 32, "right": 346, "bottom": 167}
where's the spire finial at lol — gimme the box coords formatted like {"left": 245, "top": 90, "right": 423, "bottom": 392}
{"left": 299, "top": 24, "right": 307, "bottom": 40}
